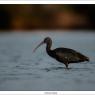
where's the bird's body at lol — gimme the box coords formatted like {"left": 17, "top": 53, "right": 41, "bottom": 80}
{"left": 33, "top": 37, "right": 89, "bottom": 69}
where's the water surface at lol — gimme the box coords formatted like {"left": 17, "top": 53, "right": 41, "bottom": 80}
{"left": 0, "top": 31, "right": 95, "bottom": 91}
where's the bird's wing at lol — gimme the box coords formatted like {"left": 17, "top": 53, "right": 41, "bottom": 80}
{"left": 55, "top": 50, "right": 81, "bottom": 63}
{"left": 53, "top": 48, "right": 88, "bottom": 63}
{"left": 55, "top": 52, "right": 68, "bottom": 61}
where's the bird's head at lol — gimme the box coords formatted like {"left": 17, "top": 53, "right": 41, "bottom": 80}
{"left": 43, "top": 37, "right": 51, "bottom": 43}
{"left": 33, "top": 37, "right": 51, "bottom": 52}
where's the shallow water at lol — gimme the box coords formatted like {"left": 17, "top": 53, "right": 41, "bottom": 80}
{"left": 0, "top": 31, "right": 95, "bottom": 91}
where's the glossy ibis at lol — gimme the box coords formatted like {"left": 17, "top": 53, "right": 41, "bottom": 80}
{"left": 33, "top": 37, "right": 89, "bottom": 69}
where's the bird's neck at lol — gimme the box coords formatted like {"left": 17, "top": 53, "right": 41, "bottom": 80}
{"left": 46, "top": 41, "right": 52, "bottom": 56}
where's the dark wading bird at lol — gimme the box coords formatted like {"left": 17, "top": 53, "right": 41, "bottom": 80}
{"left": 33, "top": 37, "right": 89, "bottom": 69}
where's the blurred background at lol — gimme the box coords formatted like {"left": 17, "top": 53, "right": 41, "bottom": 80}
{"left": 0, "top": 4, "right": 95, "bottom": 31}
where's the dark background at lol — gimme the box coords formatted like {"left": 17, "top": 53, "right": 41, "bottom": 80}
{"left": 0, "top": 4, "right": 95, "bottom": 31}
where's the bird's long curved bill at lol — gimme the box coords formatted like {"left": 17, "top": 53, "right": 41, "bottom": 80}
{"left": 33, "top": 41, "right": 44, "bottom": 52}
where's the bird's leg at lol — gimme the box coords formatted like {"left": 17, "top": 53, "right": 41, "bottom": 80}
{"left": 64, "top": 59, "right": 69, "bottom": 69}
{"left": 65, "top": 63, "right": 69, "bottom": 69}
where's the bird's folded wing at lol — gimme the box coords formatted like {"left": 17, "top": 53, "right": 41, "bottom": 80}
{"left": 55, "top": 52, "right": 66, "bottom": 59}
{"left": 55, "top": 52, "right": 80, "bottom": 61}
